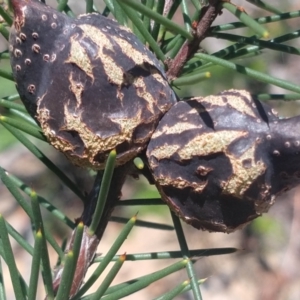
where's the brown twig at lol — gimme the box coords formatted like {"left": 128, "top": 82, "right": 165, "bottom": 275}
{"left": 51, "top": 163, "right": 130, "bottom": 298}
{"left": 166, "top": 0, "right": 223, "bottom": 80}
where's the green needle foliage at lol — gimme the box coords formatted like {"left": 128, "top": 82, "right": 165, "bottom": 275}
{"left": 28, "top": 230, "right": 43, "bottom": 300}
{"left": 0, "top": 0, "right": 299, "bottom": 299}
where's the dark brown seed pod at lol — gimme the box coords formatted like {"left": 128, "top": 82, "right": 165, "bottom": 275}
{"left": 9, "top": 0, "right": 176, "bottom": 169}
{"left": 147, "top": 89, "right": 300, "bottom": 233}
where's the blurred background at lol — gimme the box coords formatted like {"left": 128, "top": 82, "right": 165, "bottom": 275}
{"left": 1, "top": 0, "right": 300, "bottom": 299}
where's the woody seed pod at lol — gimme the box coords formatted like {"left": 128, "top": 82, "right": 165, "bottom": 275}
{"left": 147, "top": 89, "right": 300, "bottom": 233}
{"left": 9, "top": 0, "right": 176, "bottom": 169}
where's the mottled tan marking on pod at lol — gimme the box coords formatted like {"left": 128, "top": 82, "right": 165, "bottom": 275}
{"left": 151, "top": 69, "right": 167, "bottom": 87}
{"left": 38, "top": 100, "right": 144, "bottom": 169}
{"left": 111, "top": 35, "right": 155, "bottom": 65}
{"left": 60, "top": 106, "right": 142, "bottom": 168}
{"left": 152, "top": 122, "right": 199, "bottom": 139}
{"left": 177, "top": 130, "right": 247, "bottom": 160}
{"left": 149, "top": 144, "right": 180, "bottom": 161}
{"left": 65, "top": 35, "right": 94, "bottom": 80}
{"left": 118, "top": 24, "right": 133, "bottom": 33}
{"left": 110, "top": 110, "right": 143, "bottom": 142}
{"left": 185, "top": 105, "right": 206, "bottom": 114}
{"left": 222, "top": 144, "right": 266, "bottom": 198}
{"left": 154, "top": 176, "right": 208, "bottom": 193}
{"left": 133, "top": 77, "right": 156, "bottom": 114}
{"left": 201, "top": 92, "right": 257, "bottom": 118}
{"left": 68, "top": 73, "right": 84, "bottom": 108}
{"left": 38, "top": 106, "right": 77, "bottom": 153}
{"left": 79, "top": 24, "right": 125, "bottom": 87}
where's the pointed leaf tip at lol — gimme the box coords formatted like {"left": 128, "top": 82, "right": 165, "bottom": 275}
{"left": 77, "top": 221, "right": 84, "bottom": 228}
{"left": 120, "top": 253, "right": 127, "bottom": 261}
{"left": 263, "top": 31, "right": 270, "bottom": 39}
{"left": 30, "top": 190, "right": 37, "bottom": 198}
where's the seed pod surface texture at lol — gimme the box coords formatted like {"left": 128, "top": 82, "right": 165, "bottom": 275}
{"left": 147, "top": 89, "right": 300, "bottom": 233}
{"left": 9, "top": 0, "right": 176, "bottom": 169}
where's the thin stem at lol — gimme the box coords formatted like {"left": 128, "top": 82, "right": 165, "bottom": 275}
{"left": 0, "top": 115, "right": 46, "bottom": 141}
{"left": 94, "top": 247, "right": 238, "bottom": 262}
{"left": 116, "top": 0, "right": 166, "bottom": 62}
{"left": 30, "top": 192, "right": 54, "bottom": 299}
{"left": 195, "top": 52, "right": 300, "bottom": 94}
{"left": 55, "top": 222, "right": 84, "bottom": 299}
{"left": 116, "top": 198, "right": 163, "bottom": 205}
{"left": 255, "top": 93, "right": 300, "bottom": 101}
{"left": 154, "top": 280, "right": 189, "bottom": 300}
{"left": 246, "top": 0, "right": 282, "bottom": 14}
{"left": 222, "top": 2, "right": 269, "bottom": 38}
{"left": 0, "top": 259, "right": 6, "bottom": 300}
{"left": 209, "top": 32, "right": 300, "bottom": 56}
{"left": 113, "top": 1, "right": 127, "bottom": 26}
{"left": 166, "top": 0, "right": 223, "bottom": 80}
{"left": 171, "top": 212, "right": 202, "bottom": 300}
{"left": 2, "top": 94, "right": 20, "bottom": 102}
{"left": 28, "top": 230, "right": 43, "bottom": 300}
{"left": 86, "top": 0, "right": 94, "bottom": 13}
{"left": 142, "top": 0, "right": 154, "bottom": 33}
{"left": 0, "top": 99, "right": 27, "bottom": 113}
{"left": 0, "top": 52, "right": 10, "bottom": 59}
{"left": 53, "top": 162, "right": 130, "bottom": 297}
{"left": 119, "top": 0, "right": 192, "bottom": 40}
{"left": 0, "top": 24, "right": 9, "bottom": 40}
{"left": 168, "top": 36, "right": 186, "bottom": 59}
{"left": 0, "top": 215, "right": 26, "bottom": 300}
{"left": 151, "top": 0, "right": 165, "bottom": 41}
{"left": 89, "top": 150, "right": 117, "bottom": 235}
{"left": 4, "top": 218, "right": 34, "bottom": 256}
{"left": 0, "top": 122, "right": 85, "bottom": 200}
{"left": 0, "top": 167, "right": 64, "bottom": 260}
{"left": 171, "top": 71, "right": 210, "bottom": 86}
{"left": 0, "top": 6, "right": 13, "bottom": 25}
{"left": 110, "top": 215, "right": 174, "bottom": 230}
{"left": 211, "top": 10, "right": 300, "bottom": 32}
{"left": 181, "top": 0, "right": 191, "bottom": 32}
{"left": 102, "top": 259, "right": 189, "bottom": 300}
{"left": 56, "top": 0, "right": 68, "bottom": 12}
{"left": 70, "top": 215, "right": 136, "bottom": 299}
{"left": 0, "top": 69, "right": 13, "bottom": 81}
{"left": 90, "top": 254, "right": 126, "bottom": 300}
{"left": 5, "top": 171, "right": 75, "bottom": 228}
